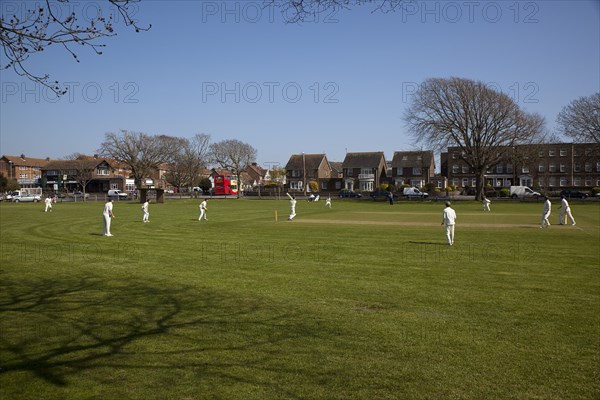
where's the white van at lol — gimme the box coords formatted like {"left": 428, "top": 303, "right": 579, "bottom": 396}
{"left": 108, "top": 189, "right": 128, "bottom": 198}
{"left": 509, "top": 186, "right": 540, "bottom": 199}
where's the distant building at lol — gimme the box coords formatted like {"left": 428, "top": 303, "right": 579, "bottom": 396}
{"left": 390, "top": 151, "right": 435, "bottom": 188}
{"left": 341, "top": 152, "right": 387, "bottom": 192}
{"left": 0, "top": 155, "right": 48, "bottom": 188}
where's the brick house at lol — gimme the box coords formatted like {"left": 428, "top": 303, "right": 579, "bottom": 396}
{"left": 0, "top": 155, "right": 48, "bottom": 188}
{"left": 341, "top": 152, "right": 387, "bottom": 192}
{"left": 390, "top": 151, "right": 435, "bottom": 188}
{"left": 442, "top": 143, "right": 600, "bottom": 191}
{"left": 284, "top": 154, "right": 336, "bottom": 193}
{"left": 42, "top": 158, "right": 127, "bottom": 193}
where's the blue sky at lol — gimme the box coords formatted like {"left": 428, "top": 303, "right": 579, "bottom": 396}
{"left": 1, "top": 0, "right": 599, "bottom": 169}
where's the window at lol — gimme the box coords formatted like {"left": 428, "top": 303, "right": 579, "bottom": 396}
{"left": 549, "top": 163, "right": 556, "bottom": 172}
{"left": 321, "top": 181, "right": 327, "bottom": 190}
{"left": 506, "top": 164, "right": 513, "bottom": 173}
{"left": 360, "top": 181, "right": 373, "bottom": 191}
{"left": 585, "top": 177, "right": 592, "bottom": 186}
{"left": 574, "top": 163, "right": 581, "bottom": 172}
{"left": 19, "top": 166, "right": 27, "bottom": 170}
{"left": 496, "top": 179, "right": 502, "bottom": 187}
{"left": 573, "top": 177, "right": 581, "bottom": 186}
{"left": 19, "top": 174, "right": 28, "bottom": 179}
{"left": 452, "top": 165, "right": 459, "bottom": 174}
{"left": 538, "top": 163, "right": 545, "bottom": 173}
{"left": 413, "top": 167, "right": 422, "bottom": 175}
{"left": 397, "top": 168, "right": 403, "bottom": 176}
{"left": 452, "top": 178, "right": 459, "bottom": 187}
{"left": 585, "top": 163, "right": 592, "bottom": 172}
{"left": 560, "top": 163, "right": 566, "bottom": 173}
{"left": 462, "top": 178, "right": 469, "bottom": 187}
{"left": 472, "top": 178, "right": 476, "bottom": 187}
{"left": 97, "top": 167, "right": 109, "bottom": 176}
{"left": 559, "top": 177, "right": 568, "bottom": 187}
{"left": 47, "top": 170, "right": 58, "bottom": 175}
{"left": 452, "top": 152, "right": 458, "bottom": 159}
{"left": 290, "top": 181, "right": 302, "bottom": 190}
{"left": 110, "top": 183, "right": 119, "bottom": 189}
{"left": 548, "top": 149, "right": 556, "bottom": 157}
{"left": 436, "top": 181, "right": 444, "bottom": 189}
{"left": 522, "top": 166, "right": 529, "bottom": 173}
{"left": 486, "top": 166, "right": 493, "bottom": 173}
{"left": 416, "top": 155, "right": 422, "bottom": 160}
{"left": 402, "top": 155, "right": 408, "bottom": 161}
{"left": 291, "top": 169, "right": 301, "bottom": 177}
{"left": 465, "top": 165, "right": 473, "bottom": 173}
{"left": 335, "top": 181, "right": 341, "bottom": 189}
{"left": 538, "top": 150, "right": 544, "bottom": 157}
{"left": 537, "top": 177, "right": 545, "bottom": 186}
{"left": 560, "top": 149, "right": 567, "bottom": 157}
{"left": 574, "top": 148, "right": 581, "bottom": 157}
{"left": 596, "top": 162, "right": 600, "bottom": 172}
{"left": 496, "top": 165, "right": 503, "bottom": 173}
{"left": 361, "top": 168, "right": 371, "bottom": 175}
{"left": 549, "top": 177, "right": 557, "bottom": 187}
{"left": 346, "top": 169, "right": 353, "bottom": 177}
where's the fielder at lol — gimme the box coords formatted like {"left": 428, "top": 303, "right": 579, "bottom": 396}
{"left": 482, "top": 196, "right": 491, "bottom": 211}
{"left": 44, "top": 195, "right": 53, "bottom": 212}
{"left": 142, "top": 200, "right": 150, "bottom": 223}
{"left": 558, "top": 195, "right": 576, "bottom": 226}
{"left": 198, "top": 199, "right": 208, "bottom": 221}
{"left": 102, "top": 199, "right": 115, "bottom": 236}
{"left": 325, "top": 196, "right": 332, "bottom": 208}
{"left": 540, "top": 196, "right": 551, "bottom": 228}
{"left": 441, "top": 201, "right": 457, "bottom": 246}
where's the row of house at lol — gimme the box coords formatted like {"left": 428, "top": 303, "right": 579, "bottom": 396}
{"left": 2, "top": 142, "right": 599, "bottom": 194}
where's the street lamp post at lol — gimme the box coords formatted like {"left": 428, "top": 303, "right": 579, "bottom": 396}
{"left": 302, "top": 152, "right": 307, "bottom": 197}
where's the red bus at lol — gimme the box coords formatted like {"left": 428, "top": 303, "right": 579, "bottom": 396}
{"left": 213, "top": 174, "right": 238, "bottom": 195}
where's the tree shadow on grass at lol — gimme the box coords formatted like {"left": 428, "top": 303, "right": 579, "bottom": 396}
{"left": 0, "top": 275, "right": 341, "bottom": 398}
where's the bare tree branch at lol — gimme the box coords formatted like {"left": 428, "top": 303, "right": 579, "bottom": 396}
{"left": 556, "top": 92, "right": 600, "bottom": 144}
{"left": 265, "top": 0, "right": 402, "bottom": 23}
{"left": 0, "top": 0, "right": 150, "bottom": 95}
{"left": 210, "top": 139, "right": 257, "bottom": 198}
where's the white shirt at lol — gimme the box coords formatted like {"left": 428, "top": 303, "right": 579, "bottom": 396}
{"left": 561, "top": 198, "right": 570, "bottom": 210}
{"left": 200, "top": 200, "right": 207, "bottom": 210}
{"left": 142, "top": 201, "right": 149, "bottom": 212}
{"left": 103, "top": 201, "right": 113, "bottom": 215}
{"left": 442, "top": 206, "right": 457, "bottom": 225}
{"left": 543, "top": 199, "right": 551, "bottom": 214}
{"left": 45, "top": 197, "right": 52, "bottom": 205}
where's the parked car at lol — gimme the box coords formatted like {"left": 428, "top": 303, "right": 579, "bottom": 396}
{"left": 107, "top": 189, "right": 128, "bottom": 198}
{"left": 369, "top": 189, "right": 397, "bottom": 201}
{"left": 12, "top": 194, "right": 42, "bottom": 202}
{"left": 509, "top": 186, "right": 540, "bottom": 199}
{"left": 560, "top": 190, "right": 588, "bottom": 199}
{"left": 70, "top": 191, "right": 89, "bottom": 199}
{"left": 339, "top": 189, "right": 362, "bottom": 198}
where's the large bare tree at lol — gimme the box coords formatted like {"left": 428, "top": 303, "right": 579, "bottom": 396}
{"left": 164, "top": 134, "right": 211, "bottom": 191}
{"left": 1, "top": 0, "right": 150, "bottom": 95}
{"left": 404, "top": 77, "right": 546, "bottom": 200}
{"left": 99, "top": 130, "right": 184, "bottom": 192}
{"left": 64, "top": 152, "right": 98, "bottom": 200}
{"left": 210, "top": 139, "right": 257, "bottom": 198}
{"left": 556, "top": 92, "right": 600, "bottom": 144}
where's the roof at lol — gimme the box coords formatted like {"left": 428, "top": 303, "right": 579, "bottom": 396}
{"left": 285, "top": 154, "right": 328, "bottom": 171}
{"left": 391, "top": 151, "right": 435, "bottom": 168}
{"left": 342, "top": 152, "right": 386, "bottom": 168}
{"left": 2, "top": 155, "right": 49, "bottom": 167}
{"left": 43, "top": 159, "right": 110, "bottom": 170}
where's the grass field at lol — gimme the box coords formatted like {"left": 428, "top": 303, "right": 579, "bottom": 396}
{"left": 1, "top": 197, "right": 599, "bottom": 399}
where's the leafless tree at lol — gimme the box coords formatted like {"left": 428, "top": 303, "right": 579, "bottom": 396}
{"left": 99, "top": 130, "right": 184, "bottom": 191}
{"left": 267, "top": 0, "right": 402, "bottom": 23}
{"left": 404, "top": 77, "right": 546, "bottom": 200}
{"left": 210, "top": 139, "right": 257, "bottom": 198}
{"left": 64, "top": 153, "right": 97, "bottom": 200}
{"left": 164, "top": 134, "right": 211, "bottom": 191}
{"left": 556, "top": 92, "right": 600, "bottom": 144}
{"left": 1, "top": 0, "right": 150, "bottom": 95}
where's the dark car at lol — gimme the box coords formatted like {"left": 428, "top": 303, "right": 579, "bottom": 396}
{"left": 369, "top": 189, "right": 398, "bottom": 201}
{"left": 339, "top": 189, "right": 362, "bottom": 198}
{"left": 560, "top": 190, "right": 588, "bottom": 199}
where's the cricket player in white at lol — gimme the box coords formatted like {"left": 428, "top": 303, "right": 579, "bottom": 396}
{"left": 540, "top": 196, "right": 551, "bottom": 228}
{"left": 482, "top": 196, "right": 491, "bottom": 211}
{"left": 559, "top": 196, "right": 576, "bottom": 226}
{"left": 286, "top": 193, "right": 297, "bottom": 220}
{"left": 198, "top": 199, "right": 208, "bottom": 221}
{"left": 103, "top": 199, "right": 114, "bottom": 236}
{"left": 325, "top": 196, "right": 332, "bottom": 208}
{"left": 44, "top": 196, "right": 53, "bottom": 212}
{"left": 441, "top": 201, "right": 457, "bottom": 245}
{"left": 142, "top": 200, "right": 149, "bottom": 223}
